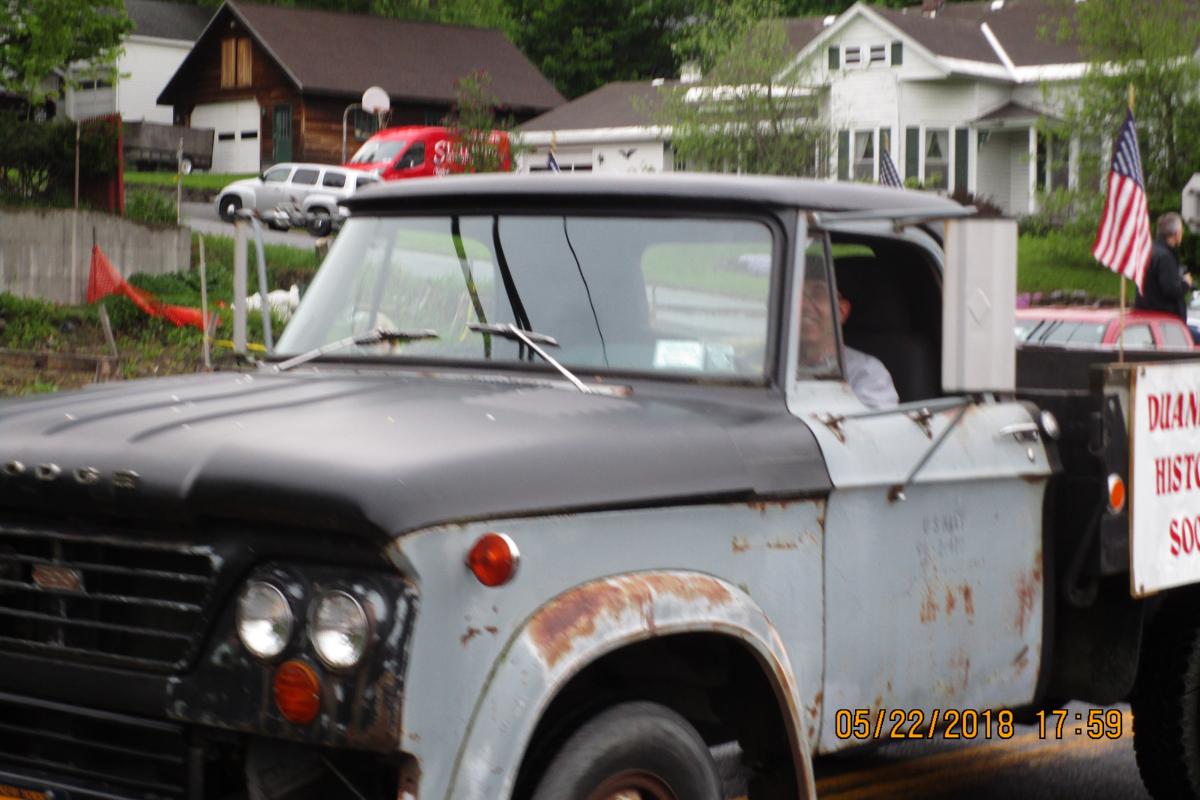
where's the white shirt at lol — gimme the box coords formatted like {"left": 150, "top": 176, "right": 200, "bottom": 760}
{"left": 844, "top": 346, "right": 899, "bottom": 409}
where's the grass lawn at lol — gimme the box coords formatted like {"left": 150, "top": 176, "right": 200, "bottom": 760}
{"left": 1017, "top": 231, "right": 1122, "bottom": 299}
{"left": 125, "top": 171, "right": 255, "bottom": 192}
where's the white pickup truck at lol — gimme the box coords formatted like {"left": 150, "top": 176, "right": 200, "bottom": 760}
{"left": 0, "top": 174, "right": 1196, "bottom": 800}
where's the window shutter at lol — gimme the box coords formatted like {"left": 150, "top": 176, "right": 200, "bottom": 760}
{"left": 891, "top": 41, "right": 903, "bottom": 66}
{"left": 236, "top": 38, "right": 252, "bottom": 87}
{"left": 828, "top": 46, "right": 840, "bottom": 70}
{"left": 837, "top": 131, "right": 849, "bottom": 181}
{"left": 954, "top": 128, "right": 968, "bottom": 192}
{"left": 905, "top": 127, "right": 919, "bottom": 181}
{"left": 220, "top": 39, "right": 235, "bottom": 88}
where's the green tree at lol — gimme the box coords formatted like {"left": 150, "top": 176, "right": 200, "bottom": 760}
{"left": 0, "top": 0, "right": 131, "bottom": 107}
{"left": 507, "top": 0, "right": 692, "bottom": 98}
{"left": 442, "top": 70, "right": 520, "bottom": 173}
{"left": 1049, "top": 0, "right": 1200, "bottom": 214}
{"left": 657, "top": 1, "right": 829, "bottom": 177}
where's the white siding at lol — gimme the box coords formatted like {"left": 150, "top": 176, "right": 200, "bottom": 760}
{"left": 594, "top": 142, "right": 668, "bottom": 173}
{"left": 116, "top": 37, "right": 193, "bottom": 123}
{"left": 66, "top": 86, "right": 116, "bottom": 121}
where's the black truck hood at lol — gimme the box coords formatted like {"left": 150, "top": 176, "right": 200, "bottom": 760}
{"left": 0, "top": 370, "right": 829, "bottom": 540}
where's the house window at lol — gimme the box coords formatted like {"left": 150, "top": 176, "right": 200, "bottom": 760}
{"left": 854, "top": 130, "right": 875, "bottom": 181}
{"left": 1037, "top": 131, "right": 1069, "bottom": 192}
{"left": 891, "top": 41, "right": 903, "bottom": 66}
{"left": 837, "top": 130, "right": 850, "bottom": 181}
{"left": 844, "top": 46, "right": 862, "bottom": 66}
{"left": 220, "top": 37, "right": 253, "bottom": 89}
{"left": 925, "top": 128, "right": 949, "bottom": 189}
{"left": 869, "top": 45, "right": 887, "bottom": 64}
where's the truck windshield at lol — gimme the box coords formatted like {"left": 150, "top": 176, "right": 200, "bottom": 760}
{"left": 349, "top": 139, "right": 407, "bottom": 165}
{"left": 276, "top": 214, "right": 775, "bottom": 379}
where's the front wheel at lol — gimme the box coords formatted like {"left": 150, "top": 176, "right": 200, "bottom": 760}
{"left": 307, "top": 208, "right": 332, "bottom": 237}
{"left": 1132, "top": 608, "right": 1200, "bottom": 798}
{"left": 530, "top": 701, "right": 722, "bottom": 800}
{"left": 218, "top": 194, "right": 241, "bottom": 223}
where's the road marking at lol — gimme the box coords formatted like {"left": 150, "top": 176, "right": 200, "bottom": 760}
{"left": 816, "top": 713, "right": 1132, "bottom": 799}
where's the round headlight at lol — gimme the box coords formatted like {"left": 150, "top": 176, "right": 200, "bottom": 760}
{"left": 237, "top": 581, "right": 293, "bottom": 660}
{"left": 310, "top": 591, "right": 370, "bottom": 670}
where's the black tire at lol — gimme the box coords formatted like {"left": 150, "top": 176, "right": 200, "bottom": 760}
{"left": 218, "top": 195, "right": 241, "bottom": 223}
{"left": 1132, "top": 607, "right": 1200, "bottom": 798}
{"left": 307, "top": 208, "right": 332, "bottom": 238}
{"left": 530, "top": 701, "right": 722, "bottom": 800}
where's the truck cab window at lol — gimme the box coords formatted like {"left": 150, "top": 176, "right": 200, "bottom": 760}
{"left": 396, "top": 142, "right": 425, "bottom": 169}
{"left": 832, "top": 237, "right": 942, "bottom": 402}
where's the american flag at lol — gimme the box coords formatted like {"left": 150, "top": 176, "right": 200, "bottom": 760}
{"left": 547, "top": 151, "right": 560, "bottom": 173}
{"left": 879, "top": 149, "right": 903, "bottom": 188}
{"left": 1092, "top": 110, "right": 1152, "bottom": 290}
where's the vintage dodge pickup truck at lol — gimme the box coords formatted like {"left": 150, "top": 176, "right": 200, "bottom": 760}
{"left": 0, "top": 174, "right": 1197, "bottom": 800}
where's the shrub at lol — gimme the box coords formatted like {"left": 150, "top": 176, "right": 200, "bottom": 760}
{"left": 125, "top": 190, "right": 176, "bottom": 225}
{"left": 1019, "top": 189, "right": 1103, "bottom": 238}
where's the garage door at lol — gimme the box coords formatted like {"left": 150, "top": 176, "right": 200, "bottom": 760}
{"left": 191, "top": 100, "right": 260, "bottom": 173}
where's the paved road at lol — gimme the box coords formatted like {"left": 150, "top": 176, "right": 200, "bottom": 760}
{"left": 810, "top": 703, "right": 1148, "bottom": 799}
{"left": 181, "top": 201, "right": 317, "bottom": 250}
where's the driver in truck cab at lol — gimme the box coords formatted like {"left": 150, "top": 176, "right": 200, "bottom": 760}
{"left": 798, "top": 269, "right": 898, "bottom": 409}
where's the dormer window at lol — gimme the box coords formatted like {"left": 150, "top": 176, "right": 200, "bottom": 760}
{"left": 869, "top": 45, "right": 887, "bottom": 64}
{"left": 844, "top": 46, "right": 862, "bottom": 65}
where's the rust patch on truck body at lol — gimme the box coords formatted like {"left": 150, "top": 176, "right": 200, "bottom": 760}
{"left": 528, "top": 573, "right": 734, "bottom": 670}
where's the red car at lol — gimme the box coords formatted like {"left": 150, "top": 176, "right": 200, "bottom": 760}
{"left": 1016, "top": 307, "right": 1195, "bottom": 350}
{"left": 344, "top": 125, "right": 511, "bottom": 181}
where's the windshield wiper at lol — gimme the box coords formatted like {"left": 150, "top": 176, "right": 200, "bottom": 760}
{"left": 274, "top": 328, "right": 439, "bottom": 372}
{"left": 468, "top": 323, "right": 592, "bottom": 394}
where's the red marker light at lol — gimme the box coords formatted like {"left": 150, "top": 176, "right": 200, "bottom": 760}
{"left": 274, "top": 660, "right": 321, "bottom": 724}
{"left": 468, "top": 532, "right": 520, "bottom": 587}
{"left": 1108, "top": 474, "right": 1126, "bottom": 514}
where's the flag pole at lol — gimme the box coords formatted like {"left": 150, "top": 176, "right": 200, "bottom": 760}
{"left": 1119, "top": 84, "right": 1136, "bottom": 364}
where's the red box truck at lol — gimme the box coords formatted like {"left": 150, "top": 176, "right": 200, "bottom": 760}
{"left": 344, "top": 125, "right": 511, "bottom": 180}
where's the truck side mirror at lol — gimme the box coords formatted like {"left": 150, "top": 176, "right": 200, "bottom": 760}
{"left": 942, "top": 217, "right": 1017, "bottom": 394}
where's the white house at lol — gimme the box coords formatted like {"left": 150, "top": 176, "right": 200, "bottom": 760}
{"left": 62, "top": 0, "right": 211, "bottom": 122}
{"left": 519, "top": 0, "right": 1086, "bottom": 216}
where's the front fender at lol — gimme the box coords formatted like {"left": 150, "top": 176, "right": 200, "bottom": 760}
{"left": 444, "top": 570, "right": 815, "bottom": 800}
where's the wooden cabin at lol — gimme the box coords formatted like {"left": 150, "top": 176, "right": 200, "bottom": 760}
{"left": 157, "top": 1, "right": 563, "bottom": 173}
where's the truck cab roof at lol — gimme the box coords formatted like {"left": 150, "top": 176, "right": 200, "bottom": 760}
{"left": 345, "top": 172, "right": 964, "bottom": 216}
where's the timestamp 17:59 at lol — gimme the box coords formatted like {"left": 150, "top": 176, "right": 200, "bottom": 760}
{"left": 1035, "top": 708, "right": 1124, "bottom": 739}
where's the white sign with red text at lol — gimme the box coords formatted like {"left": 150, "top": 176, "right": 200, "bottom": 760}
{"left": 1132, "top": 362, "right": 1200, "bottom": 596}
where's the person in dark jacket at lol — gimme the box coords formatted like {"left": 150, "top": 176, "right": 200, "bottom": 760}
{"left": 1135, "top": 212, "right": 1191, "bottom": 322}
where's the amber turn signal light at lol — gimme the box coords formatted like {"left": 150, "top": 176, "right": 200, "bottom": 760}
{"left": 468, "top": 532, "right": 520, "bottom": 587}
{"left": 273, "top": 660, "right": 321, "bottom": 724}
{"left": 1108, "top": 473, "right": 1126, "bottom": 514}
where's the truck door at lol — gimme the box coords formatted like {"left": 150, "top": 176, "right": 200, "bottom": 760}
{"left": 785, "top": 229, "right": 1053, "bottom": 754}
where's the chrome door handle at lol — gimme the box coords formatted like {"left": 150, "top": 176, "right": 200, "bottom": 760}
{"left": 997, "top": 422, "right": 1040, "bottom": 441}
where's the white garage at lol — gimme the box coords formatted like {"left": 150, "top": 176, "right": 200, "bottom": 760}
{"left": 191, "top": 100, "right": 261, "bottom": 173}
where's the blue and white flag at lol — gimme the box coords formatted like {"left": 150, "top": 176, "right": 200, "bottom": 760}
{"left": 879, "top": 148, "right": 903, "bottom": 188}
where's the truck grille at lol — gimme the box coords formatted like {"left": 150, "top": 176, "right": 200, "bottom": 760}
{"left": 0, "top": 522, "right": 217, "bottom": 673}
{"left": 0, "top": 691, "right": 187, "bottom": 799}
